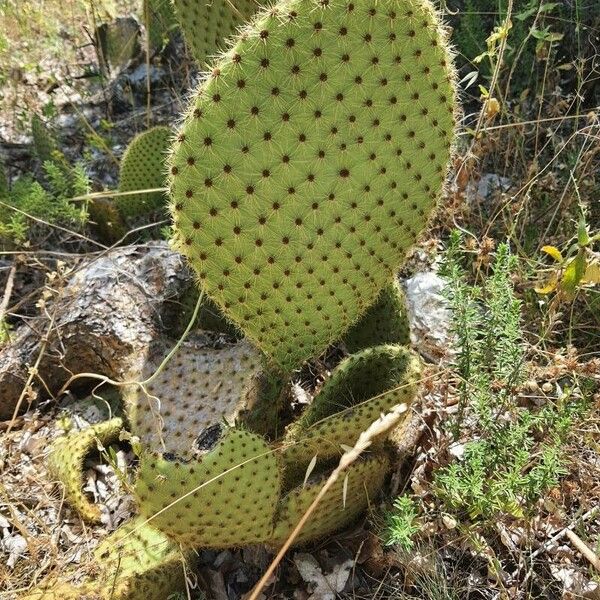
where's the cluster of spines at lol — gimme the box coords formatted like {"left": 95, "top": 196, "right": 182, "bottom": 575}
{"left": 281, "top": 344, "right": 421, "bottom": 481}
{"left": 118, "top": 126, "right": 171, "bottom": 219}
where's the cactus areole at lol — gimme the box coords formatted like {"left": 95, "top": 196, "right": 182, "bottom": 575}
{"left": 169, "top": 0, "right": 456, "bottom": 372}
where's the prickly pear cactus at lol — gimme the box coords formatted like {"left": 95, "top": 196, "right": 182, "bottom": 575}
{"left": 173, "top": 0, "right": 264, "bottom": 66}
{"left": 47, "top": 418, "right": 123, "bottom": 522}
{"left": 123, "top": 335, "right": 271, "bottom": 456}
{"left": 91, "top": 517, "right": 189, "bottom": 599}
{"left": 118, "top": 126, "right": 171, "bottom": 219}
{"left": 342, "top": 278, "right": 410, "bottom": 352}
{"left": 169, "top": 0, "right": 457, "bottom": 372}
{"left": 23, "top": 517, "right": 189, "bottom": 600}
{"left": 272, "top": 454, "right": 388, "bottom": 545}
{"left": 135, "top": 427, "right": 281, "bottom": 547}
{"left": 282, "top": 345, "right": 421, "bottom": 475}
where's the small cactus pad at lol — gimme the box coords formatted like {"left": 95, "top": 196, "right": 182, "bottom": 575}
{"left": 145, "top": 0, "right": 177, "bottom": 49}
{"left": 23, "top": 517, "right": 188, "bottom": 600}
{"left": 342, "top": 278, "right": 410, "bottom": 352}
{"left": 169, "top": 0, "right": 457, "bottom": 371}
{"left": 271, "top": 453, "right": 388, "bottom": 545}
{"left": 47, "top": 418, "right": 123, "bottom": 522}
{"left": 118, "top": 126, "right": 171, "bottom": 219}
{"left": 124, "top": 335, "right": 266, "bottom": 458}
{"left": 135, "top": 427, "right": 281, "bottom": 547}
{"left": 173, "top": 0, "right": 264, "bottom": 66}
{"left": 282, "top": 345, "right": 421, "bottom": 472}
{"left": 91, "top": 517, "right": 189, "bottom": 599}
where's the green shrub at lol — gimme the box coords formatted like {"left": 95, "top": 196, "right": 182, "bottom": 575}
{"left": 384, "top": 495, "right": 420, "bottom": 550}
{"left": 433, "top": 233, "right": 587, "bottom": 521}
{"left": 0, "top": 161, "right": 89, "bottom": 245}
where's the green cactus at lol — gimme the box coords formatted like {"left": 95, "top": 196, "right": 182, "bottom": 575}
{"left": 124, "top": 335, "right": 272, "bottom": 457}
{"left": 23, "top": 517, "right": 189, "bottom": 600}
{"left": 281, "top": 345, "right": 421, "bottom": 479}
{"left": 272, "top": 454, "right": 388, "bottom": 545}
{"left": 173, "top": 0, "right": 264, "bottom": 66}
{"left": 135, "top": 427, "right": 281, "bottom": 547}
{"left": 169, "top": 0, "right": 457, "bottom": 372}
{"left": 145, "top": 0, "right": 178, "bottom": 49}
{"left": 47, "top": 418, "right": 123, "bottom": 522}
{"left": 118, "top": 126, "right": 171, "bottom": 219}
{"left": 342, "top": 278, "right": 410, "bottom": 352}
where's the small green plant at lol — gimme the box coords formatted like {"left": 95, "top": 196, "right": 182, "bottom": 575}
{"left": 0, "top": 161, "right": 89, "bottom": 245}
{"left": 434, "top": 233, "right": 586, "bottom": 521}
{"left": 384, "top": 495, "right": 420, "bottom": 550}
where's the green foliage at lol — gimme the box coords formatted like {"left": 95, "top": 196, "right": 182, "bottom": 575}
{"left": 434, "top": 234, "right": 585, "bottom": 521}
{"left": 118, "top": 126, "right": 171, "bottom": 219}
{"left": 0, "top": 161, "right": 89, "bottom": 245}
{"left": 169, "top": 0, "right": 457, "bottom": 372}
{"left": 282, "top": 344, "right": 421, "bottom": 477}
{"left": 31, "top": 113, "right": 60, "bottom": 165}
{"left": 0, "top": 158, "right": 8, "bottom": 198}
{"left": 384, "top": 495, "right": 420, "bottom": 550}
{"left": 435, "top": 403, "right": 577, "bottom": 519}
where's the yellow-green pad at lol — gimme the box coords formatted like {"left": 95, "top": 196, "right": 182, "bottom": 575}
{"left": 282, "top": 345, "right": 421, "bottom": 474}
{"left": 271, "top": 453, "right": 388, "bottom": 545}
{"left": 48, "top": 418, "right": 123, "bottom": 522}
{"left": 124, "top": 336, "right": 265, "bottom": 459}
{"left": 342, "top": 278, "right": 410, "bottom": 352}
{"left": 173, "top": 0, "right": 265, "bottom": 66}
{"left": 169, "top": 0, "right": 457, "bottom": 371}
{"left": 22, "top": 517, "right": 188, "bottom": 600}
{"left": 118, "top": 126, "right": 171, "bottom": 219}
{"left": 135, "top": 427, "right": 281, "bottom": 547}
{"left": 92, "top": 517, "right": 188, "bottom": 599}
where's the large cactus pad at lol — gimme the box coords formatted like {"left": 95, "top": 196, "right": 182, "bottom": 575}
{"left": 118, "top": 126, "right": 171, "bottom": 219}
{"left": 170, "top": 0, "right": 457, "bottom": 371}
